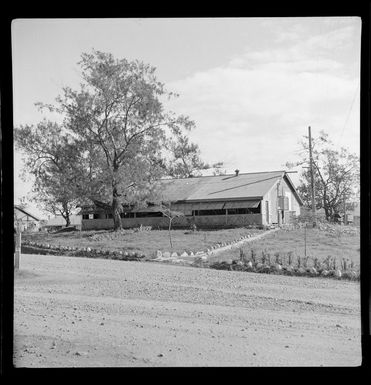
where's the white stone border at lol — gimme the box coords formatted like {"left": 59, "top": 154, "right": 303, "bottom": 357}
{"left": 152, "top": 228, "right": 280, "bottom": 263}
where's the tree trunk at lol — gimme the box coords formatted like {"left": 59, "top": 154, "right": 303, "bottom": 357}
{"left": 62, "top": 203, "right": 71, "bottom": 227}
{"left": 112, "top": 190, "right": 122, "bottom": 230}
{"left": 111, "top": 164, "right": 122, "bottom": 230}
{"left": 65, "top": 215, "right": 71, "bottom": 227}
{"left": 168, "top": 219, "right": 173, "bottom": 250}
{"left": 323, "top": 190, "right": 331, "bottom": 222}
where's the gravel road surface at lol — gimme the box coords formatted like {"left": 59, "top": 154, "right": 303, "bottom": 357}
{"left": 14, "top": 254, "right": 361, "bottom": 367}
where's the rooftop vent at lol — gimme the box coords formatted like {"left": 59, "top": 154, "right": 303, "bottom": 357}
{"left": 235, "top": 169, "right": 240, "bottom": 176}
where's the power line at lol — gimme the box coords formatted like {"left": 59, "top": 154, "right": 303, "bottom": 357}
{"left": 336, "top": 82, "right": 359, "bottom": 148}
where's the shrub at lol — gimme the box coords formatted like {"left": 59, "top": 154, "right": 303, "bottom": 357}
{"left": 250, "top": 249, "right": 256, "bottom": 264}
{"left": 239, "top": 248, "right": 246, "bottom": 263}
{"left": 332, "top": 258, "right": 337, "bottom": 270}
{"left": 261, "top": 250, "right": 266, "bottom": 265}
{"left": 274, "top": 252, "right": 280, "bottom": 265}
{"left": 266, "top": 252, "right": 271, "bottom": 265}
{"left": 313, "top": 257, "right": 320, "bottom": 269}
{"left": 287, "top": 251, "right": 293, "bottom": 266}
{"left": 324, "top": 256, "right": 331, "bottom": 270}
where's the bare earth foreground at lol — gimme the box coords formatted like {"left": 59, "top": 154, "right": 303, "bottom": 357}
{"left": 14, "top": 254, "right": 361, "bottom": 367}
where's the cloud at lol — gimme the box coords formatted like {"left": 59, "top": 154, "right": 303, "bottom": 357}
{"left": 164, "top": 23, "right": 360, "bottom": 174}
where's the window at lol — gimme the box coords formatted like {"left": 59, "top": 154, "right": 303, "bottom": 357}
{"left": 136, "top": 212, "right": 163, "bottom": 218}
{"left": 227, "top": 204, "right": 261, "bottom": 215}
{"left": 193, "top": 209, "right": 226, "bottom": 216}
{"left": 82, "top": 214, "right": 89, "bottom": 220}
{"left": 93, "top": 214, "right": 100, "bottom": 219}
{"left": 192, "top": 203, "right": 261, "bottom": 216}
{"left": 227, "top": 208, "right": 248, "bottom": 215}
{"left": 120, "top": 212, "right": 135, "bottom": 218}
{"left": 106, "top": 214, "right": 113, "bottom": 219}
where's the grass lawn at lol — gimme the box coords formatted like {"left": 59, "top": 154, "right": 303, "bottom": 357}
{"left": 209, "top": 227, "right": 360, "bottom": 269}
{"left": 22, "top": 227, "right": 265, "bottom": 256}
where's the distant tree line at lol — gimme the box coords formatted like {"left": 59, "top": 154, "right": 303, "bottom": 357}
{"left": 286, "top": 131, "right": 360, "bottom": 223}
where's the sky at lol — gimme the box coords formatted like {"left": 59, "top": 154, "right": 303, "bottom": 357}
{"left": 12, "top": 17, "right": 361, "bottom": 219}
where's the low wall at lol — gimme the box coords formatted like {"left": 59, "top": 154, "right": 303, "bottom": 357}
{"left": 195, "top": 214, "right": 262, "bottom": 228}
{"left": 82, "top": 218, "right": 114, "bottom": 230}
{"left": 82, "top": 214, "right": 263, "bottom": 230}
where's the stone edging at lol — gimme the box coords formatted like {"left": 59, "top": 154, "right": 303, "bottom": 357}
{"left": 21, "top": 242, "right": 145, "bottom": 261}
{"left": 152, "top": 228, "right": 279, "bottom": 264}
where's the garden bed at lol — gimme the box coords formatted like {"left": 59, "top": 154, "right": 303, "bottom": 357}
{"left": 21, "top": 227, "right": 265, "bottom": 257}
{"left": 201, "top": 224, "right": 360, "bottom": 281}
{"left": 203, "top": 259, "right": 360, "bottom": 281}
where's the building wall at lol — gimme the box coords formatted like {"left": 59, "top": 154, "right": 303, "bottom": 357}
{"left": 82, "top": 218, "right": 114, "bottom": 230}
{"left": 195, "top": 213, "right": 262, "bottom": 228}
{"left": 263, "top": 183, "right": 279, "bottom": 225}
{"left": 82, "top": 213, "right": 263, "bottom": 230}
{"left": 43, "top": 224, "right": 82, "bottom": 232}
{"left": 262, "top": 177, "right": 301, "bottom": 225}
{"left": 15, "top": 220, "right": 39, "bottom": 232}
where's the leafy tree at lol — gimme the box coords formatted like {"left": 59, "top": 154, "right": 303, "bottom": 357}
{"left": 16, "top": 196, "right": 28, "bottom": 210}
{"left": 31, "top": 171, "right": 79, "bottom": 227}
{"left": 212, "top": 167, "right": 227, "bottom": 176}
{"left": 14, "top": 120, "right": 81, "bottom": 227}
{"left": 286, "top": 131, "right": 360, "bottom": 222}
{"left": 37, "top": 50, "right": 197, "bottom": 230}
{"left": 164, "top": 127, "right": 224, "bottom": 178}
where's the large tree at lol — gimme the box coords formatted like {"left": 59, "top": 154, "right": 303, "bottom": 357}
{"left": 36, "top": 50, "right": 198, "bottom": 229}
{"left": 164, "top": 126, "right": 224, "bottom": 178}
{"left": 14, "top": 120, "right": 81, "bottom": 226}
{"left": 286, "top": 131, "right": 360, "bottom": 222}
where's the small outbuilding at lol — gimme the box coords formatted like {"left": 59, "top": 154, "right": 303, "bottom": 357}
{"left": 80, "top": 170, "right": 303, "bottom": 230}
{"left": 42, "top": 215, "right": 82, "bottom": 232}
{"left": 346, "top": 202, "right": 360, "bottom": 226}
{"left": 14, "top": 205, "right": 40, "bottom": 232}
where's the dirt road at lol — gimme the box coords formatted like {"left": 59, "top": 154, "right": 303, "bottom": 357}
{"left": 13, "top": 254, "right": 361, "bottom": 367}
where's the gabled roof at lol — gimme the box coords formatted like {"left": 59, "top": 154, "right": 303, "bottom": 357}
{"left": 282, "top": 172, "right": 304, "bottom": 206}
{"left": 158, "top": 171, "right": 299, "bottom": 202}
{"left": 14, "top": 205, "right": 40, "bottom": 221}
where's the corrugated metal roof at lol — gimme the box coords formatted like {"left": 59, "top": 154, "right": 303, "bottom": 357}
{"left": 158, "top": 177, "right": 205, "bottom": 201}
{"left": 187, "top": 202, "right": 225, "bottom": 210}
{"left": 159, "top": 171, "right": 284, "bottom": 202}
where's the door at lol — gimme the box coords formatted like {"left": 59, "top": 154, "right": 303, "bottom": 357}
{"left": 265, "top": 201, "right": 269, "bottom": 224}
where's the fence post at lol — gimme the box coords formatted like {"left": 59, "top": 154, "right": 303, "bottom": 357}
{"left": 14, "top": 231, "right": 21, "bottom": 270}
{"left": 304, "top": 223, "right": 307, "bottom": 258}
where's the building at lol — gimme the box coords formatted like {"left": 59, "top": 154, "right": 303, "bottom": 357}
{"left": 346, "top": 202, "right": 360, "bottom": 226}
{"left": 80, "top": 170, "right": 303, "bottom": 230}
{"left": 42, "top": 214, "right": 82, "bottom": 232}
{"left": 14, "top": 205, "right": 40, "bottom": 232}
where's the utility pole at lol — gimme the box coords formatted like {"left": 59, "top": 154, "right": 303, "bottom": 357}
{"left": 308, "top": 126, "right": 316, "bottom": 227}
{"left": 304, "top": 223, "right": 307, "bottom": 258}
